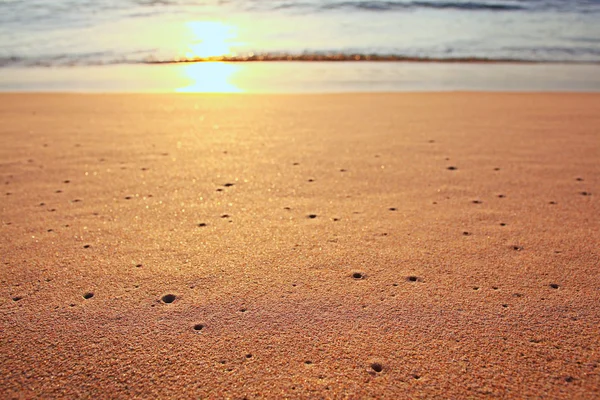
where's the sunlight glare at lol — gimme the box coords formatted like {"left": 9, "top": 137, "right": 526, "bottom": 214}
{"left": 185, "top": 21, "right": 237, "bottom": 59}
{"left": 176, "top": 62, "right": 241, "bottom": 93}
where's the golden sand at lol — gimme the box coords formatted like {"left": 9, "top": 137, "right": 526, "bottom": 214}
{"left": 1, "top": 93, "right": 599, "bottom": 398}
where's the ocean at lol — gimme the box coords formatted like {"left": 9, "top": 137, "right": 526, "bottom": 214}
{"left": 1, "top": 0, "right": 599, "bottom": 91}
{"left": 2, "top": 0, "right": 600, "bottom": 66}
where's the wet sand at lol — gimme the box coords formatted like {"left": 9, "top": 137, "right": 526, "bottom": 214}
{"left": 3, "top": 63, "right": 600, "bottom": 93}
{"left": 1, "top": 93, "right": 599, "bottom": 398}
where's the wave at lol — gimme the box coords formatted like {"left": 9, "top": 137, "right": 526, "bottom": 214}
{"left": 262, "top": 0, "right": 600, "bottom": 13}
{"left": 3, "top": 53, "right": 600, "bottom": 67}
{"left": 317, "top": 1, "right": 527, "bottom": 12}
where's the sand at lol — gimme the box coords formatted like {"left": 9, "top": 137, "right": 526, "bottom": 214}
{"left": 1, "top": 93, "right": 599, "bottom": 399}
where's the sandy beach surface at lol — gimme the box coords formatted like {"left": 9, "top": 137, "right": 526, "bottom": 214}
{"left": 1, "top": 93, "right": 599, "bottom": 399}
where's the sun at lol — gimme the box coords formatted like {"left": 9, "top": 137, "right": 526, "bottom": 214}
{"left": 185, "top": 21, "right": 237, "bottom": 59}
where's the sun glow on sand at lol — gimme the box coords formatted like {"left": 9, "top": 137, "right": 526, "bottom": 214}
{"left": 176, "top": 21, "right": 241, "bottom": 92}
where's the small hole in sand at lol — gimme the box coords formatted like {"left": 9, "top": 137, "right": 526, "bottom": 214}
{"left": 494, "top": 167, "right": 500, "bottom": 171}
{"left": 549, "top": 201, "right": 557, "bottom": 205}
{"left": 580, "top": 191, "right": 591, "bottom": 196}
{"left": 472, "top": 200, "right": 482, "bottom": 204}
{"left": 193, "top": 324, "right": 204, "bottom": 331}
{"left": 216, "top": 188, "right": 223, "bottom": 192}
{"left": 498, "top": 194, "right": 506, "bottom": 198}
{"left": 136, "top": 264, "right": 142, "bottom": 268}
{"left": 83, "top": 244, "right": 90, "bottom": 249}
{"left": 500, "top": 223, "right": 506, "bottom": 226}
{"left": 447, "top": 166, "right": 457, "bottom": 170}
{"left": 305, "top": 360, "right": 313, "bottom": 365}
{"left": 307, "top": 214, "right": 317, "bottom": 219}
{"left": 389, "top": 207, "right": 397, "bottom": 211}
{"left": 198, "top": 223, "right": 207, "bottom": 227}
{"left": 550, "top": 283, "right": 559, "bottom": 289}
{"left": 473, "top": 287, "right": 479, "bottom": 291}
{"left": 220, "top": 214, "right": 230, "bottom": 218}
{"left": 240, "top": 308, "right": 247, "bottom": 313}
{"left": 307, "top": 179, "right": 315, "bottom": 182}
{"left": 12, "top": 296, "right": 22, "bottom": 302}
{"left": 565, "top": 376, "right": 574, "bottom": 383}
{"left": 245, "top": 354, "right": 253, "bottom": 359}
{"left": 463, "top": 231, "right": 470, "bottom": 236}
{"left": 371, "top": 363, "right": 383, "bottom": 373}
{"left": 575, "top": 177, "right": 583, "bottom": 181}
{"left": 413, "top": 374, "right": 421, "bottom": 380}
{"left": 162, "top": 294, "right": 177, "bottom": 303}
{"left": 407, "top": 276, "right": 419, "bottom": 282}
{"left": 223, "top": 183, "right": 234, "bottom": 187}
{"left": 352, "top": 272, "right": 365, "bottom": 279}
{"left": 502, "top": 304, "right": 508, "bottom": 308}
{"left": 512, "top": 246, "right": 523, "bottom": 251}
{"left": 83, "top": 292, "right": 94, "bottom": 299}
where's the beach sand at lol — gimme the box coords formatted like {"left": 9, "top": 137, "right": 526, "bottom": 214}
{"left": 1, "top": 93, "right": 599, "bottom": 398}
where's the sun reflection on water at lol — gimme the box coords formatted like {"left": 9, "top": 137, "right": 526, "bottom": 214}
{"left": 172, "top": 21, "right": 241, "bottom": 92}
{"left": 176, "top": 62, "right": 242, "bottom": 93}
{"left": 184, "top": 21, "right": 238, "bottom": 59}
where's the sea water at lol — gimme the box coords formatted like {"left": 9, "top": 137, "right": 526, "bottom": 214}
{"left": 1, "top": 0, "right": 599, "bottom": 91}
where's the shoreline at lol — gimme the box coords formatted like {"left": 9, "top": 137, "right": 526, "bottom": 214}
{"left": 2, "top": 62, "right": 600, "bottom": 93}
